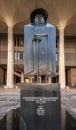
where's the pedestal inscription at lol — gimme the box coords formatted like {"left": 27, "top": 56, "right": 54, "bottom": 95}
{"left": 20, "top": 83, "right": 61, "bottom": 130}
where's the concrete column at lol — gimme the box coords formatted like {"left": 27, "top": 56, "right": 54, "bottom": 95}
{"left": 48, "top": 77, "right": 52, "bottom": 83}
{"left": 21, "top": 72, "right": 24, "bottom": 83}
{"left": 7, "top": 26, "right": 14, "bottom": 88}
{"left": 59, "top": 28, "right": 65, "bottom": 89}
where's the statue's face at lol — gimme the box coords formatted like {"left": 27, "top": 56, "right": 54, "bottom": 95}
{"left": 34, "top": 14, "right": 45, "bottom": 26}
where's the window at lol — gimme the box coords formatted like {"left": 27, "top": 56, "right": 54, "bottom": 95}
{"left": 14, "top": 37, "right": 24, "bottom": 47}
{"left": 20, "top": 52, "right": 24, "bottom": 59}
{"left": 17, "top": 51, "right": 20, "bottom": 60}
{"left": 56, "top": 52, "right": 58, "bottom": 61}
{"left": 14, "top": 51, "right": 24, "bottom": 60}
{"left": 14, "top": 51, "right": 17, "bottom": 60}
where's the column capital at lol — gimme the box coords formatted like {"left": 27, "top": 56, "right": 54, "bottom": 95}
{"left": 58, "top": 27, "right": 65, "bottom": 31}
{"left": 57, "top": 21, "right": 66, "bottom": 31}
{"left": 8, "top": 26, "right": 14, "bottom": 33}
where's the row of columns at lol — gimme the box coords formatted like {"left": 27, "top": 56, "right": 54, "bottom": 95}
{"left": 6, "top": 26, "right": 65, "bottom": 89}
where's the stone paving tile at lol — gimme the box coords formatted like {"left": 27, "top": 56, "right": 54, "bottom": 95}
{"left": 61, "top": 89, "right": 76, "bottom": 119}
{"left": 0, "top": 88, "right": 76, "bottom": 120}
{"left": 0, "top": 89, "right": 20, "bottom": 119}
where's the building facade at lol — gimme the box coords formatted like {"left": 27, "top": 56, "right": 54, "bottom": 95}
{"left": 0, "top": 34, "right": 76, "bottom": 88}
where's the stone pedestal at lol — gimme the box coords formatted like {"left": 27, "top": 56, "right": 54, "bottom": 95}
{"left": 20, "top": 83, "right": 61, "bottom": 130}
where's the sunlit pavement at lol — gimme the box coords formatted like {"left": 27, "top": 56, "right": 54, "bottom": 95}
{"left": 0, "top": 88, "right": 20, "bottom": 119}
{"left": 0, "top": 87, "right": 76, "bottom": 120}
{"left": 61, "top": 89, "right": 76, "bottom": 119}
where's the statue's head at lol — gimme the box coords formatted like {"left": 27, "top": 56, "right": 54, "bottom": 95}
{"left": 30, "top": 8, "right": 48, "bottom": 26}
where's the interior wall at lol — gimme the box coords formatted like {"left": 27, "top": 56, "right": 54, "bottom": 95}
{"left": 67, "top": 68, "right": 76, "bottom": 87}
{"left": 64, "top": 37, "right": 76, "bottom": 66}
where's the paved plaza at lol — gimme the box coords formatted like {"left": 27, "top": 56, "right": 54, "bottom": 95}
{"left": 0, "top": 87, "right": 76, "bottom": 120}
